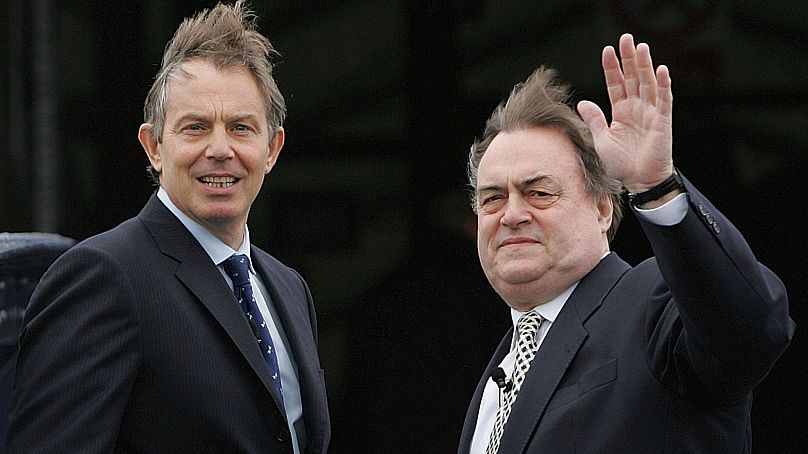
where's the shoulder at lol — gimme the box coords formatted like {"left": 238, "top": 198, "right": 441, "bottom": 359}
{"left": 47, "top": 216, "right": 160, "bottom": 283}
{"left": 605, "top": 255, "right": 664, "bottom": 302}
{"left": 251, "top": 247, "right": 311, "bottom": 293}
{"left": 77, "top": 216, "right": 151, "bottom": 254}
{"left": 251, "top": 246, "right": 300, "bottom": 277}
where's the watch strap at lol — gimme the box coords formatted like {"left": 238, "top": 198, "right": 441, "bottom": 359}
{"left": 628, "top": 170, "right": 684, "bottom": 207}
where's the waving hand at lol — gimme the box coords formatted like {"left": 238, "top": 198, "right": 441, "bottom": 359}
{"left": 577, "top": 34, "right": 674, "bottom": 193}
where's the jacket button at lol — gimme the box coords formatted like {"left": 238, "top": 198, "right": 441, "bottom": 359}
{"left": 705, "top": 213, "right": 714, "bottom": 225}
{"left": 276, "top": 427, "right": 290, "bottom": 442}
{"left": 698, "top": 204, "right": 708, "bottom": 216}
{"left": 712, "top": 222, "right": 721, "bottom": 234}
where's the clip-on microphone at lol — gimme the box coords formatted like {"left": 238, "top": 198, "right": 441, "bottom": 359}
{"left": 491, "top": 367, "right": 513, "bottom": 405}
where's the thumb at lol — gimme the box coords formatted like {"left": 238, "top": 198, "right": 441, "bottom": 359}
{"left": 577, "top": 100, "right": 608, "bottom": 138}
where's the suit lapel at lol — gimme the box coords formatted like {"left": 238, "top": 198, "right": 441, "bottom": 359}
{"left": 250, "top": 250, "right": 311, "bottom": 378}
{"left": 251, "top": 250, "right": 329, "bottom": 452}
{"left": 137, "top": 194, "right": 286, "bottom": 411}
{"left": 497, "top": 253, "right": 630, "bottom": 454}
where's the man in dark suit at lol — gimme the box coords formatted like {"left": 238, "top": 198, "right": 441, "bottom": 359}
{"left": 459, "top": 34, "right": 794, "bottom": 453}
{"left": 6, "top": 2, "right": 329, "bottom": 452}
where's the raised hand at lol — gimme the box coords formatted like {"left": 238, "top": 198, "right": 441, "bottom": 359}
{"left": 577, "top": 33, "right": 674, "bottom": 193}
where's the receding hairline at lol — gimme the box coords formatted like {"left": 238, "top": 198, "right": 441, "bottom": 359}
{"left": 160, "top": 59, "right": 272, "bottom": 121}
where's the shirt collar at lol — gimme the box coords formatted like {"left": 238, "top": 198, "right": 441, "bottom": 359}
{"left": 510, "top": 282, "right": 577, "bottom": 327}
{"left": 157, "top": 188, "right": 253, "bottom": 270}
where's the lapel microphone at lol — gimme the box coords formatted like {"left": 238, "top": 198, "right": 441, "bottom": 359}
{"left": 491, "top": 367, "right": 513, "bottom": 392}
{"left": 491, "top": 367, "right": 513, "bottom": 407}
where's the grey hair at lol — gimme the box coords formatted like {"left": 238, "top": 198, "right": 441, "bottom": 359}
{"left": 467, "top": 66, "right": 624, "bottom": 242}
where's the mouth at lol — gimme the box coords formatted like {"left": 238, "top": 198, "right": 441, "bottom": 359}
{"left": 499, "top": 237, "right": 539, "bottom": 247}
{"left": 198, "top": 176, "right": 238, "bottom": 189}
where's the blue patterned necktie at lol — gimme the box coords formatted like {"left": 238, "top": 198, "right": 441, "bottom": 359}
{"left": 223, "top": 254, "right": 283, "bottom": 397}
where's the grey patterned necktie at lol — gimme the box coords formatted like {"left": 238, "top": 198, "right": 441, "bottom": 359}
{"left": 486, "top": 311, "right": 543, "bottom": 454}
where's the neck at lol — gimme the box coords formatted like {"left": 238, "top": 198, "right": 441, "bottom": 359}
{"left": 201, "top": 220, "right": 246, "bottom": 251}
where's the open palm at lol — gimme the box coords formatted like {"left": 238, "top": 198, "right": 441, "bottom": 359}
{"left": 577, "top": 34, "right": 674, "bottom": 193}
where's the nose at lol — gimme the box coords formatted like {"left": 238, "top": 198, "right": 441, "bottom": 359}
{"left": 205, "top": 127, "right": 234, "bottom": 161}
{"left": 500, "top": 194, "right": 531, "bottom": 227}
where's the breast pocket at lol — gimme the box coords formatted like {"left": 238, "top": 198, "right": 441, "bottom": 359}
{"left": 578, "top": 358, "right": 617, "bottom": 396}
{"left": 546, "top": 358, "right": 618, "bottom": 412}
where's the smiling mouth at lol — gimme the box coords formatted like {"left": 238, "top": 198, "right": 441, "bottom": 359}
{"left": 199, "top": 176, "right": 238, "bottom": 188}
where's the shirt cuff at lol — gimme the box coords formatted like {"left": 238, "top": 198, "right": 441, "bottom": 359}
{"left": 632, "top": 192, "right": 688, "bottom": 226}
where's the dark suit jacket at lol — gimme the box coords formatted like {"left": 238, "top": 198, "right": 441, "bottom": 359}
{"left": 7, "top": 194, "right": 330, "bottom": 453}
{"left": 458, "top": 176, "right": 794, "bottom": 453}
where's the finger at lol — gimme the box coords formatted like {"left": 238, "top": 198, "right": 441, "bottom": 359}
{"left": 636, "top": 43, "right": 657, "bottom": 104}
{"left": 577, "top": 100, "right": 609, "bottom": 138}
{"left": 618, "top": 33, "right": 639, "bottom": 98}
{"left": 602, "top": 45, "right": 625, "bottom": 106}
{"left": 656, "top": 65, "right": 673, "bottom": 117}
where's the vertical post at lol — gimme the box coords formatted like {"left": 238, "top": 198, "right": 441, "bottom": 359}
{"left": 8, "top": 0, "right": 30, "bottom": 226}
{"left": 32, "top": 0, "right": 61, "bottom": 233}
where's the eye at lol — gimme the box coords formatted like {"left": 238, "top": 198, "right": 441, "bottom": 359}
{"left": 478, "top": 194, "right": 506, "bottom": 213}
{"left": 481, "top": 194, "right": 502, "bottom": 205}
{"left": 528, "top": 190, "right": 560, "bottom": 208}
{"left": 232, "top": 123, "right": 254, "bottom": 134}
{"left": 182, "top": 123, "right": 206, "bottom": 134}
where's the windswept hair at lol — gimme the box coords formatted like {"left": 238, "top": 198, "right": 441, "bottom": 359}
{"left": 143, "top": 0, "right": 285, "bottom": 142}
{"left": 467, "top": 67, "right": 624, "bottom": 242}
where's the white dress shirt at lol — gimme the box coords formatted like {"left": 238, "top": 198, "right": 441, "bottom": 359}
{"left": 469, "top": 286, "right": 573, "bottom": 454}
{"left": 469, "top": 192, "right": 688, "bottom": 453}
{"left": 157, "top": 188, "right": 304, "bottom": 454}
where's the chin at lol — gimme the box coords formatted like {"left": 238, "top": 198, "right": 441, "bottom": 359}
{"left": 494, "top": 261, "right": 546, "bottom": 284}
{"left": 198, "top": 208, "right": 242, "bottom": 225}
{"left": 492, "top": 284, "right": 544, "bottom": 311}
{"left": 493, "top": 277, "right": 561, "bottom": 310}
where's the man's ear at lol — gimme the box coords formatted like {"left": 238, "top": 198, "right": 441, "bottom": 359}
{"left": 138, "top": 124, "right": 162, "bottom": 173}
{"left": 265, "top": 127, "right": 285, "bottom": 174}
{"left": 597, "top": 194, "right": 614, "bottom": 234}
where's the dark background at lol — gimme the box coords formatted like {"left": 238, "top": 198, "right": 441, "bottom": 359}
{"left": 2, "top": 0, "right": 806, "bottom": 452}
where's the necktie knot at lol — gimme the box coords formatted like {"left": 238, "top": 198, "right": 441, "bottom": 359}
{"left": 517, "top": 311, "right": 542, "bottom": 343}
{"left": 224, "top": 254, "right": 251, "bottom": 287}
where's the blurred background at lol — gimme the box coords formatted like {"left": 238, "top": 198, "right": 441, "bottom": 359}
{"left": 1, "top": 0, "right": 806, "bottom": 452}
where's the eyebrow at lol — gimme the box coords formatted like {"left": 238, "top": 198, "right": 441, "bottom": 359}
{"left": 226, "top": 113, "right": 261, "bottom": 124}
{"left": 477, "top": 173, "right": 555, "bottom": 193}
{"left": 172, "top": 113, "right": 209, "bottom": 126}
{"left": 522, "top": 174, "right": 555, "bottom": 187}
{"left": 172, "top": 113, "right": 262, "bottom": 127}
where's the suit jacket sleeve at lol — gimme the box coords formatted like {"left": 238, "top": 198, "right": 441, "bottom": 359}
{"left": 7, "top": 243, "right": 140, "bottom": 452}
{"left": 639, "top": 174, "right": 794, "bottom": 402}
